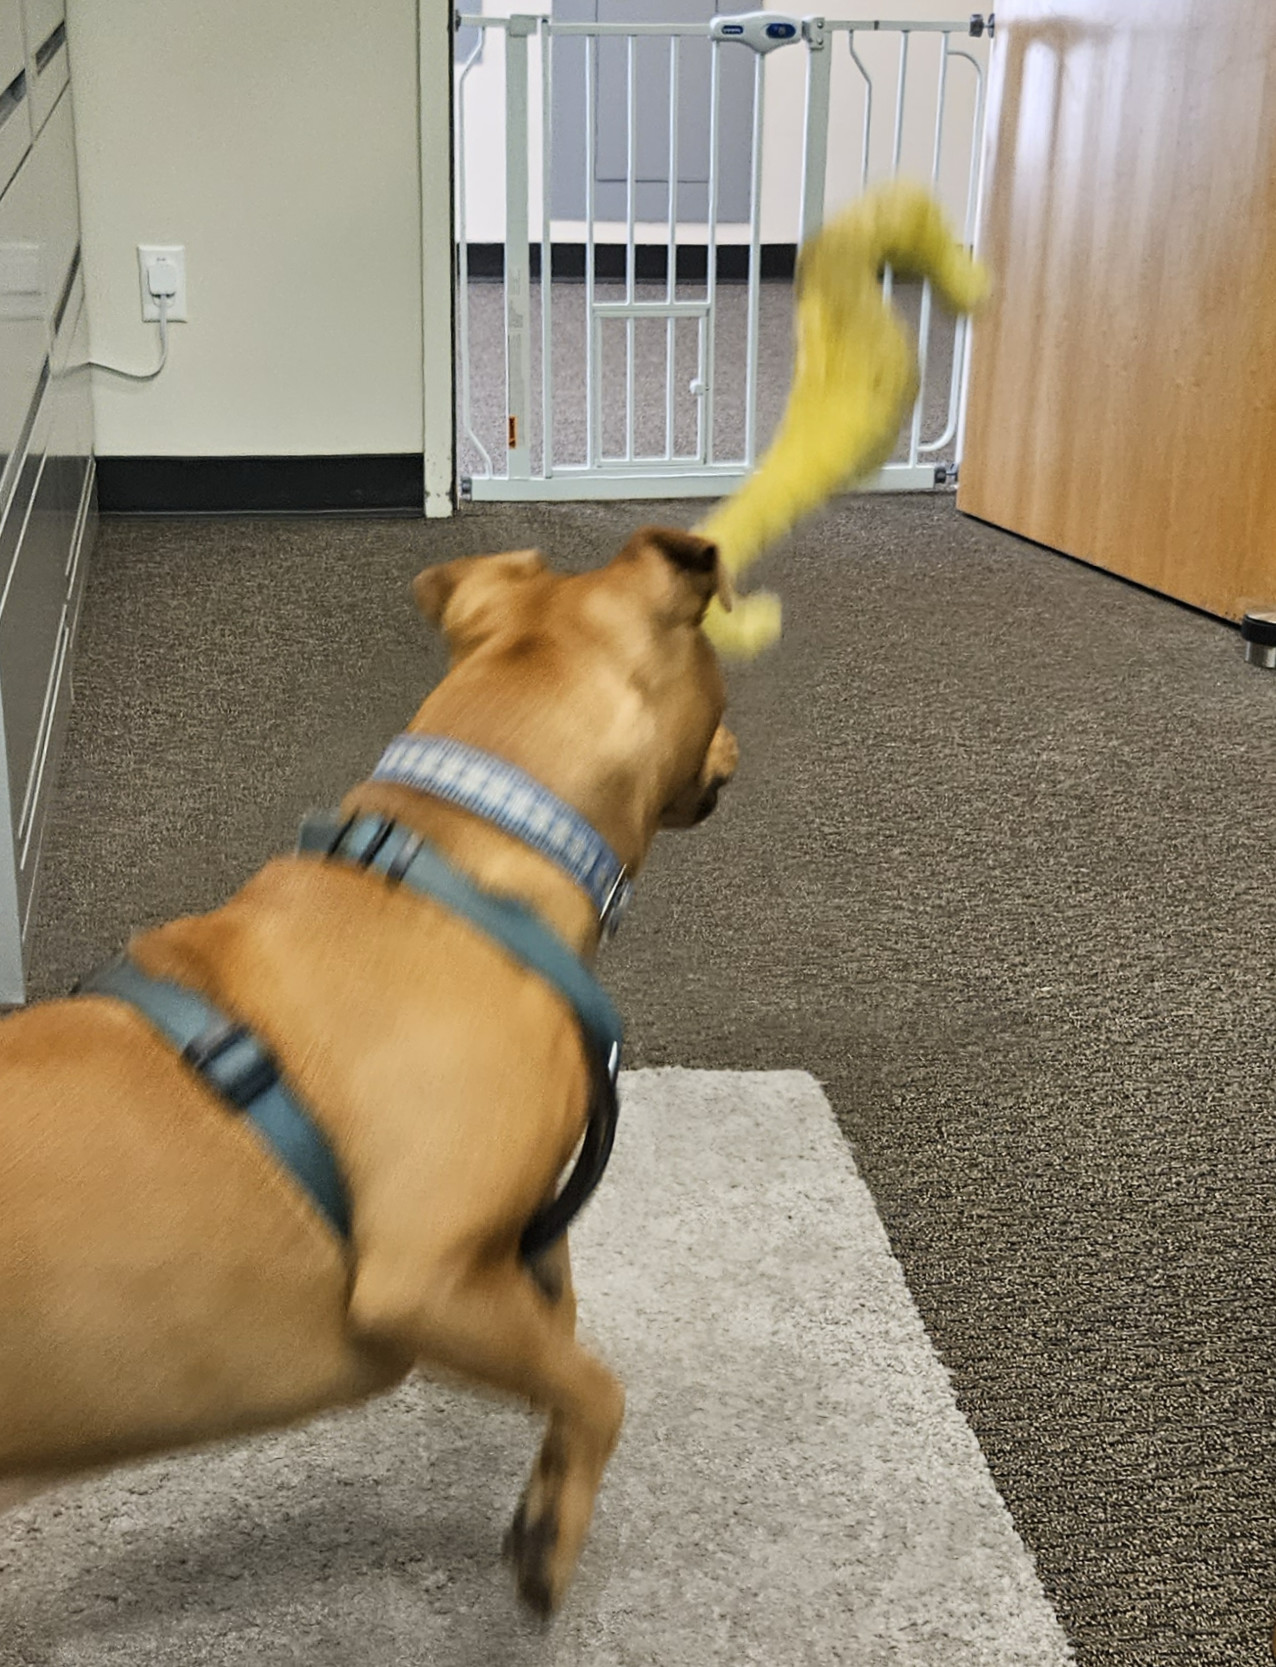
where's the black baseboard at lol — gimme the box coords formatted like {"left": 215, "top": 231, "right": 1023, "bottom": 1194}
{"left": 464, "top": 242, "right": 797, "bottom": 283}
{"left": 96, "top": 454, "right": 425, "bottom": 516}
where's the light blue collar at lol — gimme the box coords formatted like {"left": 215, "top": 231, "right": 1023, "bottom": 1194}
{"left": 371, "top": 734, "right": 634, "bottom": 938}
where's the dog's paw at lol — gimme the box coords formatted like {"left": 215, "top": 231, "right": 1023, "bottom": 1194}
{"left": 504, "top": 1496, "right": 561, "bottom": 1617}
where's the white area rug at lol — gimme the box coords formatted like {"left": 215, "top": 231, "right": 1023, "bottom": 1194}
{"left": 0, "top": 1070, "right": 1073, "bottom": 1665}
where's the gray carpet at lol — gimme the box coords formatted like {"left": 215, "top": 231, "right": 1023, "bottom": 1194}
{"left": 0, "top": 1071, "right": 1073, "bottom": 1666}
{"left": 12, "top": 495, "right": 1276, "bottom": 1665}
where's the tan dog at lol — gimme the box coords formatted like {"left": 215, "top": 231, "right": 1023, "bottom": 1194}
{"left": 0, "top": 525, "right": 738, "bottom": 1615}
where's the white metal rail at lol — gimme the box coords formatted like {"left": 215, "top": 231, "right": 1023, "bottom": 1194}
{"left": 454, "top": 11, "right": 990, "bottom": 503}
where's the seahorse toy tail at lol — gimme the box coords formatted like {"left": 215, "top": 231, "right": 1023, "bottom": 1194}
{"left": 697, "top": 180, "right": 989, "bottom": 657}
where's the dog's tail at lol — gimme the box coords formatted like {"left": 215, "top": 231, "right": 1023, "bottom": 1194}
{"left": 697, "top": 181, "right": 988, "bottom": 656}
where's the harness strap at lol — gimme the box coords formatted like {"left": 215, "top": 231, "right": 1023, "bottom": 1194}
{"left": 80, "top": 956, "right": 351, "bottom": 1238}
{"left": 76, "top": 816, "right": 624, "bottom": 1265}
{"left": 302, "top": 811, "right": 623, "bottom": 1260}
{"left": 299, "top": 811, "right": 623, "bottom": 1068}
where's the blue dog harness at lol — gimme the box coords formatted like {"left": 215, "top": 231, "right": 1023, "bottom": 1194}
{"left": 79, "top": 738, "right": 627, "bottom": 1262}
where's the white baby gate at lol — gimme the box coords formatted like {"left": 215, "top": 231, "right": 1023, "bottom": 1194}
{"left": 454, "top": 10, "right": 992, "bottom": 501}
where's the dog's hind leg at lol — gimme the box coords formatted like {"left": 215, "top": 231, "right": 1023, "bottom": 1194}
{"left": 507, "top": 1234, "right": 588, "bottom": 1601}
{"left": 351, "top": 1242, "right": 623, "bottom": 1616}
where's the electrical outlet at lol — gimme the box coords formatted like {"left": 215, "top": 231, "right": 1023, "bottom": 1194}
{"left": 137, "top": 244, "right": 187, "bottom": 321}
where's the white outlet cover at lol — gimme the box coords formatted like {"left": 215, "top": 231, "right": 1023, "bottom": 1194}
{"left": 137, "top": 244, "right": 187, "bottom": 322}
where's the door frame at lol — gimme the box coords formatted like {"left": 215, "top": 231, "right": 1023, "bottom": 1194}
{"left": 420, "top": 0, "right": 457, "bottom": 517}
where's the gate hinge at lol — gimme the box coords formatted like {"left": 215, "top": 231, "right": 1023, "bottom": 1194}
{"left": 459, "top": 476, "right": 474, "bottom": 501}
{"left": 803, "top": 16, "right": 826, "bottom": 49}
{"left": 969, "top": 12, "right": 995, "bottom": 37}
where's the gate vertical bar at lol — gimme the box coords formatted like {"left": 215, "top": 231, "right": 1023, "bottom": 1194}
{"left": 921, "top": 37, "right": 986, "bottom": 457}
{"left": 882, "top": 28, "right": 910, "bottom": 304}
{"left": 848, "top": 31, "right": 873, "bottom": 192}
{"left": 908, "top": 32, "right": 950, "bottom": 467}
{"left": 744, "top": 50, "right": 766, "bottom": 467}
{"left": 953, "top": 35, "right": 988, "bottom": 475}
{"left": 625, "top": 33, "right": 637, "bottom": 462}
{"left": 703, "top": 39, "right": 721, "bottom": 466}
{"left": 585, "top": 32, "right": 598, "bottom": 470}
{"left": 891, "top": 29, "right": 910, "bottom": 169}
{"left": 665, "top": 35, "right": 679, "bottom": 461}
{"left": 504, "top": 16, "right": 534, "bottom": 479}
{"left": 455, "top": 28, "right": 492, "bottom": 479}
{"left": 799, "top": 18, "right": 831, "bottom": 246}
{"left": 540, "top": 18, "right": 554, "bottom": 479}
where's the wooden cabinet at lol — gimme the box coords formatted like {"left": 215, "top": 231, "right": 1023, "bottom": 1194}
{"left": 0, "top": 0, "right": 94, "bottom": 1001}
{"left": 958, "top": 0, "right": 1276, "bottom": 624}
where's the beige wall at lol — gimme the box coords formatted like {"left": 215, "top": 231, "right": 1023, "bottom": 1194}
{"left": 66, "top": 0, "right": 426, "bottom": 457}
{"left": 457, "top": 1, "right": 988, "bottom": 245}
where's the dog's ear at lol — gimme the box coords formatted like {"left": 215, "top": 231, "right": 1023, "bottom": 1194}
{"left": 412, "top": 548, "right": 545, "bottom": 646}
{"left": 619, "top": 526, "right": 733, "bottom": 626}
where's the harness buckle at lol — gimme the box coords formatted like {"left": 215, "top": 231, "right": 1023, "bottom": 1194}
{"left": 599, "top": 868, "right": 633, "bottom": 940}
{"left": 183, "top": 1020, "right": 279, "bottom": 1108}
{"left": 384, "top": 831, "right": 423, "bottom": 884}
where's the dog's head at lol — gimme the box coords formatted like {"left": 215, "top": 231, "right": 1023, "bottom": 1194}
{"left": 412, "top": 527, "right": 738, "bottom": 847}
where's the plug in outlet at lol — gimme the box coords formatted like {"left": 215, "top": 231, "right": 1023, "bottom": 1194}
{"left": 138, "top": 245, "right": 187, "bottom": 321}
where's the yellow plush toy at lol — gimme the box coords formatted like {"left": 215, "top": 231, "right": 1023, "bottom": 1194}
{"left": 696, "top": 180, "right": 989, "bottom": 657}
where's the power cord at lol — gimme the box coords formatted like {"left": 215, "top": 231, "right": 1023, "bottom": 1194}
{"left": 87, "top": 257, "right": 177, "bottom": 381}
{"left": 87, "top": 298, "right": 169, "bottom": 381}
